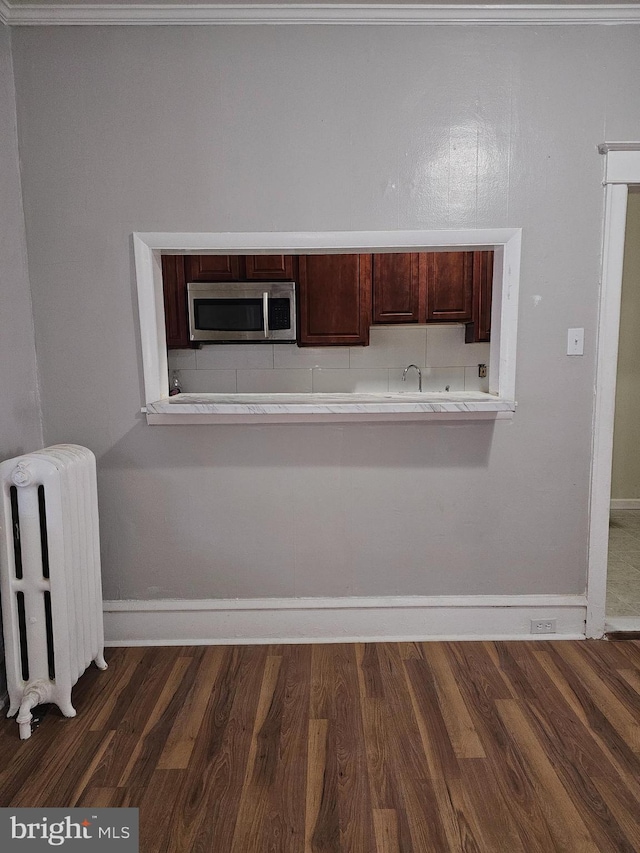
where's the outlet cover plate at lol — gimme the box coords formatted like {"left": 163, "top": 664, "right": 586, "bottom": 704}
{"left": 530, "top": 619, "right": 557, "bottom": 634}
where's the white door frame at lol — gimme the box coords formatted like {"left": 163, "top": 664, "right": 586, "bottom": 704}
{"left": 587, "top": 144, "right": 640, "bottom": 637}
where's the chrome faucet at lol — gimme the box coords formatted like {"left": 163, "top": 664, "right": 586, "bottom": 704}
{"left": 402, "top": 363, "right": 422, "bottom": 392}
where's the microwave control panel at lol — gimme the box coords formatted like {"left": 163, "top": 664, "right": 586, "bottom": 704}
{"left": 269, "top": 299, "right": 292, "bottom": 330}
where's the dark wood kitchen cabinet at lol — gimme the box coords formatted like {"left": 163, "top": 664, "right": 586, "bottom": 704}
{"left": 372, "top": 253, "right": 423, "bottom": 324}
{"left": 244, "top": 255, "right": 295, "bottom": 280}
{"left": 162, "top": 249, "right": 494, "bottom": 350}
{"left": 425, "top": 251, "right": 474, "bottom": 323}
{"left": 186, "top": 254, "right": 295, "bottom": 282}
{"left": 186, "top": 255, "right": 242, "bottom": 281}
{"left": 161, "top": 255, "right": 191, "bottom": 349}
{"left": 466, "top": 251, "right": 494, "bottom": 343}
{"left": 297, "top": 254, "right": 372, "bottom": 346}
{"left": 372, "top": 250, "right": 490, "bottom": 331}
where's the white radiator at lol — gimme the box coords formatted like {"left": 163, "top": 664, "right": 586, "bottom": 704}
{"left": 0, "top": 445, "right": 107, "bottom": 739}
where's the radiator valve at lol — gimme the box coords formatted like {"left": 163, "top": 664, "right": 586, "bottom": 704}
{"left": 16, "top": 681, "right": 52, "bottom": 740}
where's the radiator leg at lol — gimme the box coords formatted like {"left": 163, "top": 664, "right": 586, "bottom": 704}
{"left": 57, "top": 697, "right": 77, "bottom": 718}
{"left": 94, "top": 652, "right": 108, "bottom": 671}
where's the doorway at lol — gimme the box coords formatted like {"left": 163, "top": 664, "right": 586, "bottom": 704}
{"left": 587, "top": 143, "right": 640, "bottom": 638}
{"left": 606, "top": 188, "right": 640, "bottom": 629}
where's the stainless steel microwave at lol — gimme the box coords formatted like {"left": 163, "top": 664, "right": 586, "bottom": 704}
{"left": 187, "top": 281, "right": 296, "bottom": 343}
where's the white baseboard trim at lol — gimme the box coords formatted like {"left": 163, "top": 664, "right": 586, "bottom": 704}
{"left": 605, "top": 616, "right": 640, "bottom": 633}
{"left": 103, "top": 595, "right": 587, "bottom": 645}
{"left": 610, "top": 499, "right": 640, "bottom": 510}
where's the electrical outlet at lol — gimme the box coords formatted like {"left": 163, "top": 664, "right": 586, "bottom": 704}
{"left": 530, "top": 619, "right": 557, "bottom": 635}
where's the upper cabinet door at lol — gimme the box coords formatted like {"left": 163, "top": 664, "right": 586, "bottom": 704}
{"left": 297, "top": 254, "right": 372, "bottom": 346}
{"left": 425, "top": 251, "right": 474, "bottom": 323}
{"left": 466, "top": 251, "right": 494, "bottom": 343}
{"left": 372, "top": 253, "right": 423, "bottom": 324}
{"left": 186, "top": 255, "right": 242, "bottom": 281}
{"left": 244, "top": 255, "right": 295, "bottom": 280}
{"left": 162, "top": 255, "right": 190, "bottom": 349}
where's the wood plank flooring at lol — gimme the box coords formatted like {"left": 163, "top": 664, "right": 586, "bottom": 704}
{"left": 1, "top": 640, "right": 640, "bottom": 851}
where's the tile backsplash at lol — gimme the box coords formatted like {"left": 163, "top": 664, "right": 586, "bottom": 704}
{"left": 169, "top": 325, "right": 490, "bottom": 394}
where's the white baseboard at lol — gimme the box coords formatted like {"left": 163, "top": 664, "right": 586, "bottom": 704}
{"left": 610, "top": 499, "right": 640, "bottom": 510}
{"left": 103, "top": 595, "right": 587, "bottom": 645}
{"left": 605, "top": 616, "right": 640, "bottom": 632}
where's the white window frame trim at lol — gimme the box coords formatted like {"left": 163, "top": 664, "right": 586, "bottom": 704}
{"left": 133, "top": 228, "right": 521, "bottom": 408}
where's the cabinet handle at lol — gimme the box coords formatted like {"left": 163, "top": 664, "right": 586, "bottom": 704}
{"left": 263, "top": 292, "right": 269, "bottom": 338}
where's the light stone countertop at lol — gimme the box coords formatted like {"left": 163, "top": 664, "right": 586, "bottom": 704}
{"left": 145, "top": 392, "right": 516, "bottom": 424}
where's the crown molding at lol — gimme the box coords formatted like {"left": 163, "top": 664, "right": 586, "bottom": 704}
{"left": 2, "top": 3, "right": 640, "bottom": 27}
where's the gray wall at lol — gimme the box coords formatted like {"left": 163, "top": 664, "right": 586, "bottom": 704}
{"left": 0, "top": 26, "right": 41, "bottom": 459}
{"left": 11, "top": 25, "right": 640, "bottom": 601}
{"left": 0, "top": 24, "right": 43, "bottom": 701}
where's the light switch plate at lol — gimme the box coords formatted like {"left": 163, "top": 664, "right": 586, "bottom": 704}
{"left": 567, "top": 327, "right": 584, "bottom": 356}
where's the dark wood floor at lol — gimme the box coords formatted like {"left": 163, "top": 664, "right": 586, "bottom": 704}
{"left": 1, "top": 640, "right": 640, "bottom": 851}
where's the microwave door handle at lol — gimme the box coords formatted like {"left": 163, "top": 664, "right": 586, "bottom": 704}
{"left": 263, "top": 292, "right": 269, "bottom": 339}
